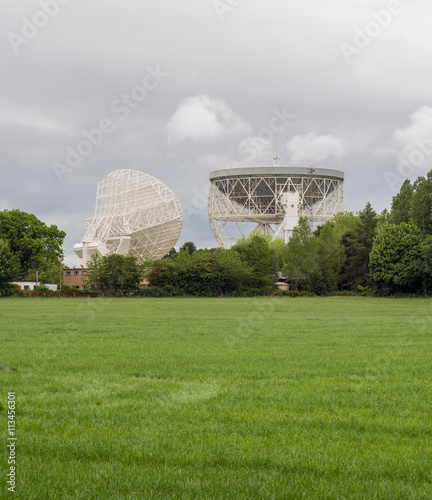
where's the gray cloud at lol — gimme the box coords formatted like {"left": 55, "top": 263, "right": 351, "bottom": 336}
{"left": 166, "top": 95, "right": 252, "bottom": 143}
{"left": 1, "top": 0, "right": 432, "bottom": 263}
{"left": 286, "top": 133, "right": 346, "bottom": 163}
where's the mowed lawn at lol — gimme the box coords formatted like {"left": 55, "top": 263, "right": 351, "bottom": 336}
{"left": 1, "top": 297, "right": 432, "bottom": 499}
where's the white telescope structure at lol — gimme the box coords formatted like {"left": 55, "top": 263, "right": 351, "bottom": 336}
{"left": 208, "top": 166, "right": 345, "bottom": 247}
{"left": 74, "top": 169, "right": 183, "bottom": 263}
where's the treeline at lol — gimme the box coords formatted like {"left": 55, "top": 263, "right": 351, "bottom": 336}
{"left": 147, "top": 236, "right": 277, "bottom": 296}
{"left": 82, "top": 238, "right": 278, "bottom": 296}
{"left": 147, "top": 211, "right": 371, "bottom": 296}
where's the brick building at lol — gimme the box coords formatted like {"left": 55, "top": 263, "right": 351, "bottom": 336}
{"left": 63, "top": 267, "right": 89, "bottom": 289}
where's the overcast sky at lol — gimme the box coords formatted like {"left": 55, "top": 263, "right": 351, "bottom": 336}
{"left": 1, "top": 0, "right": 432, "bottom": 265}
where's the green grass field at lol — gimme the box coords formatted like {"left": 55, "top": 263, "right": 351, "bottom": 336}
{"left": 1, "top": 296, "right": 432, "bottom": 499}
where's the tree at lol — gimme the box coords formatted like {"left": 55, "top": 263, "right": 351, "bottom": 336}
{"left": 148, "top": 258, "right": 179, "bottom": 292}
{"left": 341, "top": 202, "right": 378, "bottom": 290}
{"left": 25, "top": 260, "right": 62, "bottom": 286}
{"left": 409, "top": 173, "right": 432, "bottom": 234}
{"left": 421, "top": 235, "right": 432, "bottom": 291}
{"left": 164, "top": 247, "right": 177, "bottom": 259}
{"left": 369, "top": 223, "right": 424, "bottom": 294}
{"left": 0, "top": 209, "right": 65, "bottom": 275}
{"left": 85, "top": 254, "right": 144, "bottom": 295}
{"left": 0, "top": 239, "right": 21, "bottom": 296}
{"left": 188, "top": 252, "right": 220, "bottom": 295}
{"left": 389, "top": 171, "right": 432, "bottom": 235}
{"left": 268, "top": 237, "right": 286, "bottom": 272}
{"left": 213, "top": 248, "right": 252, "bottom": 293}
{"left": 282, "top": 218, "right": 321, "bottom": 291}
{"left": 232, "top": 233, "right": 276, "bottom": 289}
{"left": 315, "top": 221, "right": 345, "bottom": 292}
{"left": 390, "top": 179, "right": 413, "bottom": 225}
{"left": 179, "top": 241, "right": 196, "bottom": 255}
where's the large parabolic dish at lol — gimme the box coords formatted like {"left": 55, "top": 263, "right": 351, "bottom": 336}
{"left": 74, "top": 169, "right": 183, "bottom": 263}
{"left": 208, "top": 166, "right": 345, "bottom": 248}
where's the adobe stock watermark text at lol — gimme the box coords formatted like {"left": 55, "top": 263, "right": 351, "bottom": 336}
{"left": 6, "top": 392, "right": 17, "bottom": 493}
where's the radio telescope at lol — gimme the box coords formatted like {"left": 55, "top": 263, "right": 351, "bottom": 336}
{"left": 74, "top": 169, "right": 183, "bottom": 263}
{"left": 208, "top": 166, "right": 345, "bottom": 248}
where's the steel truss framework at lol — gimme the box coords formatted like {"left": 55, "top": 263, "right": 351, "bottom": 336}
{"left": 208, "top": 167, "right": 345, "bottom": 247}
{"left": 74, "top": 169, "right": 183, "bottom": 263}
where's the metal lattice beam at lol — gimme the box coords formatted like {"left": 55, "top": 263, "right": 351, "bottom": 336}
{"left": 208, "top": 166, "right": 345, "bottom": 247}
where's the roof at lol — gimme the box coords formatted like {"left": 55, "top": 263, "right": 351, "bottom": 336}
{"left": 209, "top": 166, "right": 344, "bottom": 181}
